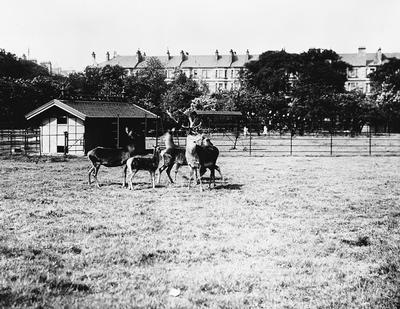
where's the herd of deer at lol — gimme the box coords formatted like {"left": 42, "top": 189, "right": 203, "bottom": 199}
{"left": 87, "top": 111, "right": 223, "bottom": 192}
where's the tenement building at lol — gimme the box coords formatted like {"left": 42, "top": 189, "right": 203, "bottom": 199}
{"left": 95, "top": 47, "right": 400, "bottom": 94}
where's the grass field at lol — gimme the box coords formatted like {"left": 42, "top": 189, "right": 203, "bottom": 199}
{"left": 1, "top": 155, "right": 400, "bottom": 308}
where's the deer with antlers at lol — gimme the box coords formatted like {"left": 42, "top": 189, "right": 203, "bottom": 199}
{"left": 165, "top": 110, "right": 222, "bottom": 191}
{"left": 87, "top": 127, "right": 137, "bottom": 188}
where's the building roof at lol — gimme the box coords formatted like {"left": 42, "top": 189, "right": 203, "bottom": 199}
{"left": 25, "top": 99, "right": 158, "bottom": 121}
{"left": 340, "top": 51, "right": 400, "bottom": 67}
{"left": 98, "top": 51, "right": 260, "bottom": 69}
{"left": 97, "top": 49, "right": 400, "bottom": 70}
{"left": 195, "top": 110, "right": 242, "bottom": 116}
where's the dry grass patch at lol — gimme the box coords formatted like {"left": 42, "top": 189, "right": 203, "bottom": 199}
{"left": 0, "top": 156, "right": 399, "bottom": 308}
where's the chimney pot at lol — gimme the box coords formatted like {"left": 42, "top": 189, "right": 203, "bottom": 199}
{"left": 215, "top": 49, "right": 219, "bottom": 60}
{"left": 136, "top": 50, "right": 142, "bottom": 62}
{"left": 106, "top": 51, "right": 110, "bottom": 61}
{"left": 358, "top": 47, "right": 366, "bottom": 54}
{"left": 377, "top": 47, "right": 382, "bottom": 64}
{"left": 180, "top": 50, "right": 185, "bottom": 61}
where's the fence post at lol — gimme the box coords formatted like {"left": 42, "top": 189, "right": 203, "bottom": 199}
{"left": 330, "top": 132, "right": 333, "bottom": 156}
{"left": 10, "top": 129, "right": 13, "bottom": 155}
{"left": 249, "top": 128, "right": 252, "bottom": 156}
{"left": 144, "top": 114, "right": 148, "bottom": 151}
{"left": 116, "top": 114, "right": 120, "bottom": 148}
{"left": 369, "top": 129, "right": 372, "bottom": 155}
{"left": 290, "top": 133, "right": 293, "bottom": 156}
{"left": 155, "top": 116, "right": 159, "bottom": 147}
{"left": 64, "top": 131, "right": 68, "bottom": 156}
{"left": 24, "top": 128, "right": 28, "bottom": 154}
{"left": 38, "top": 129, "right": 41, "bottom": 157}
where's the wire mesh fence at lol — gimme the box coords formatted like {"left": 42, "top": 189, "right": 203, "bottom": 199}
{"left": 1, "top": 128, "right": 399, "bottom": 157}
{"left": 147, "top": 131, "right": 400, "bottom": 156}
{"left": 0, "top": 129, "right": 40, "bottom": 155}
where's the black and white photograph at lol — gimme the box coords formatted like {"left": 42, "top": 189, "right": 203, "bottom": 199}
{"left": 1, "top": 0, "right": 400, "bottom": 307}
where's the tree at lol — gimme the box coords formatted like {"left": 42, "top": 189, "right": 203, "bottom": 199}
{"left": 0, "top": 49, "right": 50, "bottom": 78}
{"left": 0, "top": 76, "right": 63, "bottom": 126}
{"left": 369, "top": 58, "right": 400, "bottom": 132}
{"left": 161, "top": 72, "right": 206, "bottom": 118}
{"left": 123, "top": 57, "right": 167, "bottom": 113}
{"left": 244, "top": 50, "right": 298, "bottom": 95}
{"left": 65, "top": 65, "right": 125, "bottom": 97}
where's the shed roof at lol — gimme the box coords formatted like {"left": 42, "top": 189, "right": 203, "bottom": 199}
{"left": 195, "top": 110, "right": 242, "bottom": 116}
{"left": 25, "top": 99, "right": 157, "bottom": 121}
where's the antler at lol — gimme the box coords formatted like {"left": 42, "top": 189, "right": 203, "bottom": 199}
{"left": 166, "top": 110, "right": 179, "bottom": 124}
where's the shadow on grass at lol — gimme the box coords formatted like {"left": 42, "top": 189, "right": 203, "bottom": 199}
{"left": 214, "top": 183, "right": 243, "bottom": 190}
{"left": 341, "top": 236, "right": 371, "bottom": 247}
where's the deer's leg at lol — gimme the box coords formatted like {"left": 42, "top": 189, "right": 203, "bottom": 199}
{"left": 199, "top": 166, "right": 206, "bottom": 184}
{"left": 165, "top": 164, "right": 174, "bottom": 184}
{"left": 195, "top": 168, "right": 203, "bottom": 192}
{"left": 128, "top": 170, "right": 138, "bottom": 190}
{"left": 174, "top": 163, "right": 181, "bottom": 182}
{"left": 122, "top": 165, "right": 127, "bottom": 188}
{"left": 88, "top": 166, "right": 95, "bottom": 185}
{"left": 149, "top": 171, "right": 154, "bottom": 188}
{"left": 188, "top": 167, "right": 193, "bottom": 189}
{"left": 158, "top": 165, "right": 167, "bottom": 184}
{"left": 211, "top": 168, "right": 216, "bottom": 188}
{"left": 215, "top": 165, "right": 223, "bottom": 181}
{"left": 208, "top": 168, "right": 213, "bottom": 188}
{"left": 93, "top": 165, "right": 101, "bottom": 188}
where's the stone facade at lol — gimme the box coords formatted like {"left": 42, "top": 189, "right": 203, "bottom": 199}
{"left": 96, "top": 48, "right": 400, "bottom": 94}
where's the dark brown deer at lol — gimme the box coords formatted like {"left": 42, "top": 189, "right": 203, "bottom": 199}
{"left": 198, "top": 138, "right": 223, "bottom": 188}
{"left": 126, "top": 146, "right": 161, "bottom": 190}
{"left": 87, "top": 127, "right": 136, "bottom": 188}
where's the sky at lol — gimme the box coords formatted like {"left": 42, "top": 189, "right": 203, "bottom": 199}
{"left": 1, "top": 0, "right": 400, "bottom": 71}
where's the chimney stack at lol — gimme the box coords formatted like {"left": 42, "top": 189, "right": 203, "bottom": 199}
{"left": 136, "top": 49, "right": 143, "bottom": 62}
{"left": 167, "top": 49, "right": 171, "bottom": 60}
{"left": 106, "top": 51, "right": 110, "bottom": 61}
{"left": 245, "top": 49, "right": 250, "bottom": 61}
{"left": 215, "top": 49, "right": 219, "bottom": 60}
{"left": 229, "top": 49, "right": 235, "bottom": 63}
{"left": 180, "top": 50, "right": 186, "bottom": 61}
{"left": 377, "top": 47, "right": 382, "bottom": 64}
{"left": 91, "top": 51, "right": 96, "bottom": 65}
{"left": 358, "top": 46, "right": 366, "bottom": 54}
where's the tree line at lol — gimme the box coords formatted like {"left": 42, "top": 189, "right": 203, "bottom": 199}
{"left": 1, "top": 48, "right": 399, "bottom": 133}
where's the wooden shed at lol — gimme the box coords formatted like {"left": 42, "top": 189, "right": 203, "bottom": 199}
{"left": 195, "top": 110, "right": 242, "bottom": 131}
{"left": 25, "top": 99, "right": 157, "bottom": 155}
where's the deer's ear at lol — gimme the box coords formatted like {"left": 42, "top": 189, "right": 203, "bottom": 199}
{"left": 125, "top": 127, "right": 129, "bottom": 134}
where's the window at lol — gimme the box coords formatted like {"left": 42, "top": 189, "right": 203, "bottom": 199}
{"left": 193, "top": 69, "right": 198, "bottom": 77}
{"left": 202, "top": 70, "right": 209, "bottom": 79}
{"left": 57, "top": 146, "right": 66, "bottom": 153}
{"left": 57, "top": 116, "right": 67, "bottom": 125}
{"left": 347, "top": 68, "right": 357, "bottom": 78}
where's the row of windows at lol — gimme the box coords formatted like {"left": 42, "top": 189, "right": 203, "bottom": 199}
{"left": 346, "top": 82, "right": 371, "bottom": 93}
{"left": 347, "top": 67, "right": 376, "bottom": 78}
{"left": 165, "top": 68, "right": 241, "bottom": 79}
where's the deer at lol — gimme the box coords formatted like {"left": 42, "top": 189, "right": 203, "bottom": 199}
{"left": 87, "top": 127, "right": 136, "bottom": 188}
{"left": 164, "top": 110, "right": 222, "bottom": 190}
{"left": 199, "top": 137, "right": 223, "bottom": 188}
{"left": 126, "top": 146, "right": 161, "bottom": 190}
{"left": 157, "top": 127, "right": 187, "bottom": 184}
